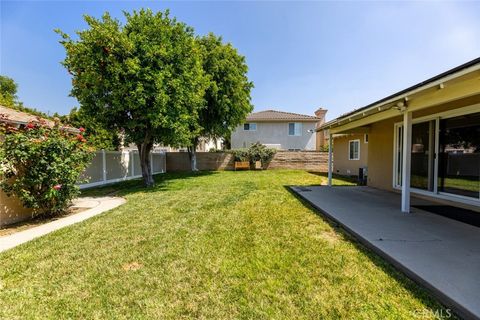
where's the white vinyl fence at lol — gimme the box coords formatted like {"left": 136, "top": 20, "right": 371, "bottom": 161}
{"left": 79, "top": 150, "right": 166, "bottom": 189}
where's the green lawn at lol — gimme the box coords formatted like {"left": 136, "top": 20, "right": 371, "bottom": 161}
{"left": 0, "top": 170, "right": 449, "bottom": 319}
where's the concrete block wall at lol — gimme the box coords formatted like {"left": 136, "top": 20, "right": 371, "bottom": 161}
{"left": 166, "top": 151, "right": 328, "bottom": 172}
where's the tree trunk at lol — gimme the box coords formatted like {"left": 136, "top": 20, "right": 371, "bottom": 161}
{"left": 137, "top": 139, "right": 154, "bottom": 187}
{"left": 187, "top": 138, "right": 199, "bottom": 172}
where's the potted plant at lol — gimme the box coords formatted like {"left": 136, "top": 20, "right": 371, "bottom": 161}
{"left": 232, "top": 149, "right": 250, "bottom": 170}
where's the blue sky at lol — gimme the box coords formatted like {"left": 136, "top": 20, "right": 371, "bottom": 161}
{"left": 1, "top": 1, "right": 479, "bottom": 120}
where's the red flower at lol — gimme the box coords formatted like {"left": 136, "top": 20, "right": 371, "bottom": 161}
{"left": 79, "top": 127, "right": 85, "bottom": 133}
{"left": 53, "top": 184, "right": 62, "bottom": 190}
{"left": 76, "top": 134, "right": 86, "bottom": 142}
{"left": 26, "top": 123, "right": 35, "bottom": 129}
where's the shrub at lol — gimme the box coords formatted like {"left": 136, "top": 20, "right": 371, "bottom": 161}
{"left": 231, "top": 149, "right": 249, "bottom": 162}
{"left": 318, "top": 144, "right": 331, "bottom": 152}
{"left": 0, "top": 116, "right": 93, "bottom": 216}
{"left": 230, "top": 143, "right": 276, "bottom": 167}
{"left": 247, "top": 142, "right": 276, "bottom": 167}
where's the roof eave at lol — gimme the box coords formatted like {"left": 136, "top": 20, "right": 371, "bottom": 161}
{"left": 319, "top": 57, "right": 480, "bottom": 131}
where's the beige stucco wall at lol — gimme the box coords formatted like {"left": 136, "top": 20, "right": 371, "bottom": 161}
{"left": 1, "top": 189, "right": 33, "bottom": 227}
{"left": 366, "top": 117, "right": 400, "bottom": 190}
{"left": 231, "top": 121, "right": 317, "bottom": 150}
{"left": 333, "top": 134, "right": 368, "bottom": 176}
{"left": 366, "top": 94, "right": 480, "bottom": 191}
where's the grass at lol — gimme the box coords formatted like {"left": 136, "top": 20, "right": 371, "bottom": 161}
{"left": 0, "top": 170, "right": 450, "bottom": 319}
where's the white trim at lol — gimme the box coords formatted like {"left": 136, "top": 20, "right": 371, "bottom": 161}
{"left": 348, "top": 139, "right": 360, "bottom": 160}
{"left": 79, "top": 174, "right": 143, "bottom": 189}
{"left": 243, "top": 123, "right": 257, "bottom": 131}
{"left": 288, "top": 122, "right": 302, "bottom": 136}
{"left": 393, "top": 186, "right": 480, "bottom": 208}
{"left": 401, "top": 111, "right": 412, "bottom": 213}
{"left": 394, "top": 103, "right": 480, "bottom": 127}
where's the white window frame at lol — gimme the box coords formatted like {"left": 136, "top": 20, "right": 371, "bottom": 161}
{"left": 243, "top": 123, "right": 257, "bottom": 131}
{"left": 364, "top": 134, "right": 369, "bottom": 144}
{"left": 288, "top": 122, "right": 302, "bottom": 136}
{"left": 348, "top": 139, "right": 360, "bottom": 160}
{"left": 392, "top": 103, "right": 480, "bottom": 206}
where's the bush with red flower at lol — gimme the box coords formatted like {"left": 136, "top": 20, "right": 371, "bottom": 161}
{"left": 0, "top": 116, "right": 93, "bottom": 216}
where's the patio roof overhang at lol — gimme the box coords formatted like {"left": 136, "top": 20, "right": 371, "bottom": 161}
{"left": 318, "top": 57, "right": 480, "bottom": 135}
{"left": 323, "top": 58, "right": 480, "bottom": 213}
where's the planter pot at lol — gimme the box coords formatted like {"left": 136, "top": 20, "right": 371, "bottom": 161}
{"left": 234, "top": 161, "right": 250, "bottom": 171}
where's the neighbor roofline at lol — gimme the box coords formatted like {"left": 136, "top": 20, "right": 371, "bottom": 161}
{"left": 319, "top": 57, "right": 480, "bottom": 131}
{"left": 246, "top": 118, "right": 320, "bottom": 122}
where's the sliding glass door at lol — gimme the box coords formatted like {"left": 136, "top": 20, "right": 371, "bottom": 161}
{"left": 394, "top": 111, "right": 480, "bottom": 202}
{"left": 438, "top": 113, "right": 480, "bottom": 199}
{"left": 411, "top": 120, "right": 436, "bottom": 191}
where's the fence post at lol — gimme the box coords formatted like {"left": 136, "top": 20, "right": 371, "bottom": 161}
{"left": 163, "top": 152, "right": 167, "bottom": 173}
{"left": 150, "top": 152, "right": 154, "bottom": 175}
{"left": 130, "top": 151, "right": 135, "bottom": 177}
{"left": 102, "top": 149, "right": 107, "bottom": 182}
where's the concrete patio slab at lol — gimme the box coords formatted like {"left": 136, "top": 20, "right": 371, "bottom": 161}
{"left": 0, "top": 197, "right": 125, "bottom": 253}
{"left": 291, "top": 186, "right": 480, "bottom": 320}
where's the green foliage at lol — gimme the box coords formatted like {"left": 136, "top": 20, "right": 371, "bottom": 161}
{"left": 60, "top": 107, "right": 120, "bottom": 150}
{"left": 0, "top": 75, "right": 18, "bottom": 107}
{"left": 318, "top": 144, "right": 330, "bottom": 152}
{"left": 246, "top": 142, "right": 276, "bottom": 166}
{"left": 0, "top": 117, "right": 93, "bottom": 216}
{"left": 231, "top": 143, "right": 276, "bottom": 166}
{"left": 56, "top": 9, "right": 208, "bottom": 186}
{"left": 196, "top": 33, "right": 253, "bottom": 141}
{"left": 231, "top": 149, "right": 249, "bottom": 162}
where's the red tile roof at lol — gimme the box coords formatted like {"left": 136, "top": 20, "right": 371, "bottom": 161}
{"left": 0, "top": 105, "right": 55, "bottom": 126}
{"left": 246, "top": 110, "right": 320, "bottom": 122}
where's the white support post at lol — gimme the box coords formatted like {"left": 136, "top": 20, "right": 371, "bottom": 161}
{"left": 328, "top": 133, "right": 333, "bottom": 186}
{"left": 401, "top": 111, "right": 412, "bottom": 213}
{"left": 102, "top": 149, "right": 107, "bottom": 182}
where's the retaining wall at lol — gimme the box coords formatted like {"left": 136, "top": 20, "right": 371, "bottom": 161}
{"left": 166, "top": 151, "right": 328, "bottom": 172}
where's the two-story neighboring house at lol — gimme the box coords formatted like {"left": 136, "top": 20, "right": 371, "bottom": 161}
{"left": 231, "top": 109, "right": 327, "bottom": 150}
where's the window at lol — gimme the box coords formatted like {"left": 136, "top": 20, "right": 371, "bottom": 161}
{"left": 243, "top": 123, "right": 257, "bottom": 131}
{"left": 288, "top": 123, "right": 302, "bottom": 136}
{"left": 349, "top": 140, "right": 360, "bottom": 160}
{"left": 393, "top": 109, "right": 480, "bottom": 202}
{"left": 364, "top": 134, "right": 369, "bottom": 143}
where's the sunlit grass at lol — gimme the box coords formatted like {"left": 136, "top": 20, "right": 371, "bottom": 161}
{"left": 0, "top": 170, "right": 449, "bottom": 319}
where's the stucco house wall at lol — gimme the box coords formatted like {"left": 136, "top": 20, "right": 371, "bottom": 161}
{"left": 0, "top": 190, "right": 33, "bottom": 227}
{"left": 333, "top": 133, "right": 368, "bottom": 176}
{"left": 231, "top": 121, "right": 317, "bottom": 150}
{"left": 366, "top": 117, "right": 399, "bottom": 190}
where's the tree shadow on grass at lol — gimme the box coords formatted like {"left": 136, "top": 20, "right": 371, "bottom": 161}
{"left": 80, "top": 171, "right": 219, "bottom": 198}
{"left": 284, "top": 185, "right": 456, "bottom": 319}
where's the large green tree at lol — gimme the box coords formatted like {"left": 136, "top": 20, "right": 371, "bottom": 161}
{"left": 0, "top": 75, "right": 18, "bottom": 107}
{"left": 59, "top": 107, "right": 121, "bottom": 151}
{"left": 187, "top": 33, "right": 253, "bottom": 170}
{"left": 57, "top": 10, "right": 207, "bottom": 186}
